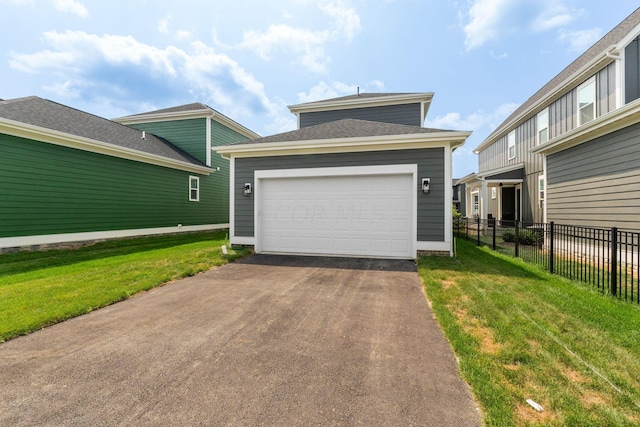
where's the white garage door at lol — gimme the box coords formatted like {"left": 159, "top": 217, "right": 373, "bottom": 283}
{"left": 258, "top": 172, "right": 414, "bottom": 258}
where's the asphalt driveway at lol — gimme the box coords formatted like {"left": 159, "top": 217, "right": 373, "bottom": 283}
{"left": 0, "top": 255, "right": 480, "bottom": 426}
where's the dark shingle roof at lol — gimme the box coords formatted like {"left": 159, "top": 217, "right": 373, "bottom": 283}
{"left": 234, "top": 118, "right": 455, "bottom": 145}
{"left": 121, "top": 102, "right": 209, "bottom": 118}
{"left": 0, "top": 97, "right": 206, "bottom": 167}
{"left": 484, "top": 7, "right": 640, "bottom": 144}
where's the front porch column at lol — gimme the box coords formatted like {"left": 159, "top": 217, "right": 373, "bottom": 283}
{"left": 480, "top": 179, "right": 489, "bottom": 220}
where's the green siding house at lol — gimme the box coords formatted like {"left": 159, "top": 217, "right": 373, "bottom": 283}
{"left": 0, "top": 97, "right": 258, "bottom": 251}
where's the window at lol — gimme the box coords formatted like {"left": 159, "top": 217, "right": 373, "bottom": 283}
{"left": 507, "top": 130, "right": 516, "bottom": 160}
{"left": 189, "top": 176, "right": 200, "bottom": 201}
{"left": 538, "top": 176, "right": 545, "bottom": 207}
{"left": 537, "top": 109, "right": 549, "bottom": 145}
{"left": 577, "top": 77, "right": 596, "bottom": 125}
{"left": 491, "top": 187, "right": 497, "bottom": 199}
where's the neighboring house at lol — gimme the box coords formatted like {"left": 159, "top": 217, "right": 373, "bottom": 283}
{"left": 215, "top": 93, "right": 471, "bottom": 259}
{"left": 0, "top": 97, "right": 257, "bottom": 251}
{"left": 452, "top": 178, "right": 466, "bottom": 216}
{"left": 467, "top": 7, "right": 640, "bottom": 230}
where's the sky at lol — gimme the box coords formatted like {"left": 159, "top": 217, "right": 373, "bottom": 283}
{"left": 1, "top": 0, "right": 637, "bottom": 177}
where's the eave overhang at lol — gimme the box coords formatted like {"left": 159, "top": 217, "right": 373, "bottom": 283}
{"left": 474, "top": 46, "right": 619, "bottom": 154}
{"left": 214, "top": 131, "right": 471, "bottom": 158}
{"left": 114, "top": 108, "right": 260, "bottom": 140}
{"left": 0, "top": 118, "right": 212, "bottom": 175}
{"left": 288, "top": 93, "right": 435, "bottom": 122}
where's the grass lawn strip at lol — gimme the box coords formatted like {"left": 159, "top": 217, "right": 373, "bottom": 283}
{"left": 0, "top": 231, "right": 251, "bottom": 343}
{"left": 419, "top": 239, "right": 640, "bottom": 426}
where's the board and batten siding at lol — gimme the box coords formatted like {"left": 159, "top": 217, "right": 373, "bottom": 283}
{"left": 0, "top": 133, "right": 221, "bottom": 238}
{"left": 234, "top": 148, "right": 445, "bottom": 242}
{"left": 546, "top": 121, "right": 640, "bottom": 230}
{"left": 299, "top": 103, "right": 423, "bottom": 128}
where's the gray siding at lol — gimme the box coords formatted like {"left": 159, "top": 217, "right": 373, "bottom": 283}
{"left": 547, "top": 121, "right": 640, "bottom": 230}
{"left": 478, "top": 63, "right": 617, "bottom": 224}
{"left": 626, "top": 36, "right": 640, "bottom": 103}
{"left": 299, "top": 103, "right": 422, "bottom": 128}
{"left": 235, "top": 148, "right": 445, "bottom": 241}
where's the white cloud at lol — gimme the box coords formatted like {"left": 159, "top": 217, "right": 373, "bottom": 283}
{"left": 158, "top": 15, "right": 171, "bottom": 35}
{"left": 462, "top": 0, "right": 580, "bottom": 51}
{"left": 425, "top": 102, "right": 518, "bottom": 132}
{"left": 557, "top": 27, "right": 602, "bottom": 53}
{"left": 8, "top": 30, "right": 283, "bottom": 132}
{"left": 296, "top": 80, "right": 385, "bottom": 103}
{"left": 52, "top": 0, "right": 88, "bottom": 18}
{"left": 233, "top": 0, "right": 361, "bottom": 73}
{"left": 463, "top": 0, "right": 512, "bottom": 50}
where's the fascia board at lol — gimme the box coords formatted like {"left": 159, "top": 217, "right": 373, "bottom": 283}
{"left": 474, "top": 47, "right": 617, "bottom": 153}
{"left": 214, "top": 131, "right": 471, "bottom": 158}
{"left": 477, "top": 162, "right": 525, "bottom": 178}
{"left": 288, "top": 93, "right": 434, "bottom": 114}
{"left": 0, "top": 118, "right": 211, "bottom": 175}
{"left": 114, "top": 108, "right": 260, "bottom": 140}
{"left": 531, "top": 98, "right": 640, "bottom": 155}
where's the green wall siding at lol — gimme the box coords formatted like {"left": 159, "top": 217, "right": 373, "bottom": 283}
{"left": 129, "top": 118, "right": 207, "bottom": 163}
{"left": 0, "top": 134, "right": 225, "bottom": 238}
{"left": 128, "top": 117, "right": 251, "bottom": 235}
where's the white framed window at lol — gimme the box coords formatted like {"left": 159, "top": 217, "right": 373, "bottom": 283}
{"left": 577, "top": 77, "right": 596, "bottom": 126}
{"left": 507, "top": 130, "right": 516, "bottom": 160}
{"left": 189, "top": 176, "right": 200, "bottom": 202}
{"left": 491, "top": 187, "right": 497, "bottom": 199}
{"left": 537, "top": 108, "right": 549, "bottom": 145}
{"left": 538, "top": 176, "right": 545, "bottom": 207}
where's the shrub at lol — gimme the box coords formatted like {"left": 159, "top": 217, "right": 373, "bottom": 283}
{"left": 502, "top": 229, "right": 515, "bottom": 242}
{"left": 501, "top": 228, "right": 543, "bottom": 245}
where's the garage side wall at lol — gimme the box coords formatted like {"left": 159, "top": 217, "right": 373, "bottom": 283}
{"left": 234, "top": 148, "right": 445, "bottom": 242}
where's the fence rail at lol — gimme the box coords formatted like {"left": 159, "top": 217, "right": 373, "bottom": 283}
{"left": 454, "top": 217, "right": 640, "bottom": 304}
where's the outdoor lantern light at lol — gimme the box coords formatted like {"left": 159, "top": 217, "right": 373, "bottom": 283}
{"left": 244, "top": 183, "right": 252, "bottom": 196}
{"left": 421, "top": 178, "right": 430, "bottom": 194}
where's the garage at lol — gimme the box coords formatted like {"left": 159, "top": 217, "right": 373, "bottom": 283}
{"left": 255, "top": 166, "right": 415, "bottom": 258}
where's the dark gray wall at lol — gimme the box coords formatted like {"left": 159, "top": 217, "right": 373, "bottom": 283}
{"left": 235, "top": 148, "right": 445, "bottom": 241}
{"left": 299, "top": 103, "right": 422, "bottom": 128}
{"left": 547, "top": 121, "right": 640, "bottom": 230}
{"left": 626, "top": 36, "right": 640, "bottom": 104}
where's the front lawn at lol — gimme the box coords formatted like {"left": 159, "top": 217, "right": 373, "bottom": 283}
{"left": 419, "top": 239, "right": 640, "bottom": 426}
{"left": 0, "top": 231, "right": 251, "bottom": 342}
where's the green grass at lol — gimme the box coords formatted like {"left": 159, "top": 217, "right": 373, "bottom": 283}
{"left": 419, "top": 239, "right": 640, "bottom": 427}
{"left": 0, "top": 231, "right": 252, "bottom": 342}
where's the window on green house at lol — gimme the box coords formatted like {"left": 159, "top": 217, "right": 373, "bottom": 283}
{"left": 189, "top": 176, "right": 200, "bottom": 202}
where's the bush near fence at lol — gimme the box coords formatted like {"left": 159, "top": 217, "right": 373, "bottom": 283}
{"left": 454, "top": 217, "right": 640, "bottom": 305}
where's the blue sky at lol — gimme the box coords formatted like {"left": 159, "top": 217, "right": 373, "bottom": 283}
{"left": 1, "top": 0, "right": 637, "bottom": 177}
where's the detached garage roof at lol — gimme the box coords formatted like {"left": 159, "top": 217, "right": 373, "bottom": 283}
{"left": 0, "top": 96, "right": 210, "bottom": 174}
{"left": 216, "top": 118, "right": 470, "bottom": 157}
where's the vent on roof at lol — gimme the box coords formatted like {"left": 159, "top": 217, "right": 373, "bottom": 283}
{"left": 141, "top": 131, "right": 146, "bottom": 140}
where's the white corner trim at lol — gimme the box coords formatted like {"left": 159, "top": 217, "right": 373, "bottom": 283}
{"left": 0, "top": 224, "right": 229, "bottom": 250}
{"left": 444, "top": 144, "right": 452, "bottom": 243}
{"left": 206, "top": 117, "right": 212, "bottom": 166}
{"left": 416, "top": 241, "right": 452, "bottom": 252}
{"left": 0, "top": 118, "right": 211, "bottom": 175}
{"left": 229, "top": 158, "right": 236, "bottom": 241}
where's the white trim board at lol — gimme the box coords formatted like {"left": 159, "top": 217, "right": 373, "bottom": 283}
{"left": 0, "top": 224, "right": 229, "bottom": 250}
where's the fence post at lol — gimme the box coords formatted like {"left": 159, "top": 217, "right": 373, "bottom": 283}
{"left": 477, "top": 218, "right": 481, "bottom": 246}
{"left": 611, "top": 227, "right": 618, "bottom": 297}
{"left": 549, "top": 222, "right": 555, "bottom": 274}
{"left": 465, "top": 217, "right": 469, "bottom": 241}
{"left": 515, "top": 220, "right": 520, "bottom": 258}
{"left": 492, "top": 218, "right": 496, "bottom": 250}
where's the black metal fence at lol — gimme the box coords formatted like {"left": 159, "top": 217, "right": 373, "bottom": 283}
{"left": 454, "top": 217, "right": 640, "bottom": 304}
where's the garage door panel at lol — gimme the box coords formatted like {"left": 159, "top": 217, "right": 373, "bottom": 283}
{"left": 259, "top": 173, "right": 413, "bottom": 258}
